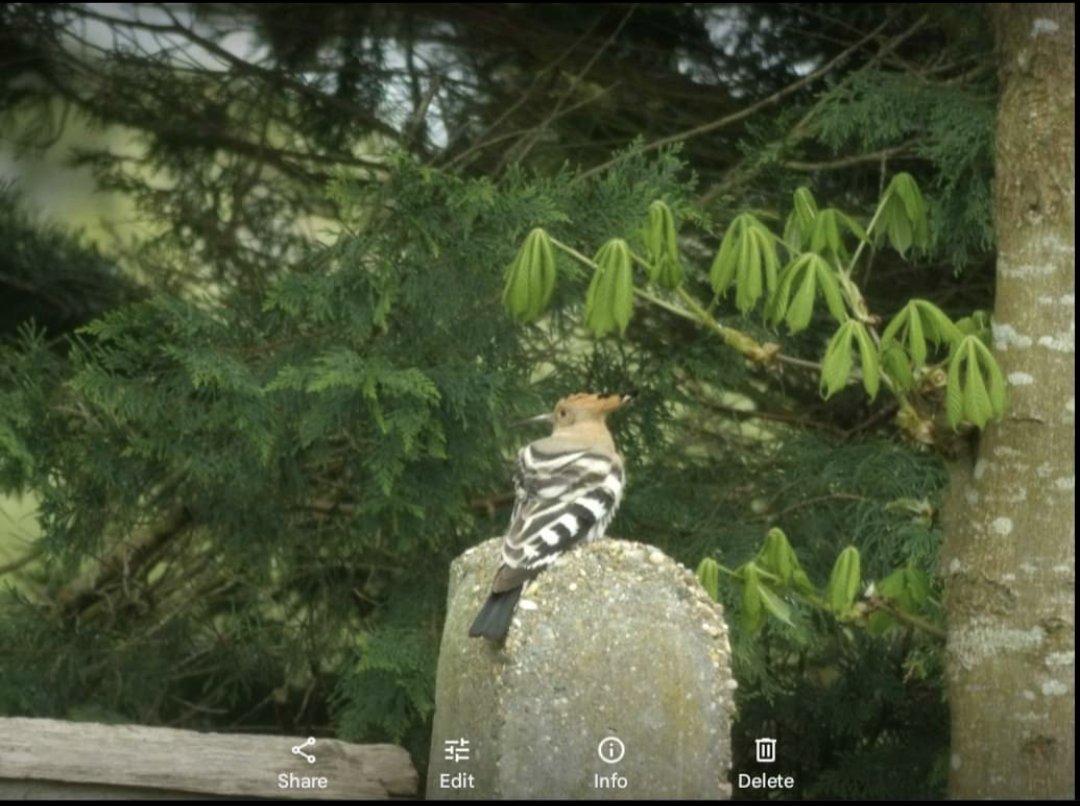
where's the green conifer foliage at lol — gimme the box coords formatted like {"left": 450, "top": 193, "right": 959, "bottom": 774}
{"left": 0, "top": 156, "right": 687, "bottom": 766}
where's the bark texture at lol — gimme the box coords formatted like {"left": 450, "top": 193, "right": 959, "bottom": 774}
{"left": 942, "top": 4, "right": 1074, "bottom": 798}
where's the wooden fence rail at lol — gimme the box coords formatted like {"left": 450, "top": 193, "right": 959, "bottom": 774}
{"left": 0, "top": 717, "right": 417, "bottom": 800}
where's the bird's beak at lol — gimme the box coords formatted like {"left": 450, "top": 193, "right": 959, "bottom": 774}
{"left": 512, "top": 412, "right": 555, "bottom": 429}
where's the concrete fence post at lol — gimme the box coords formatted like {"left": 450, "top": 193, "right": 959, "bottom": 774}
{"left": 427, "top": 537, "right": 736, "bottom": 800}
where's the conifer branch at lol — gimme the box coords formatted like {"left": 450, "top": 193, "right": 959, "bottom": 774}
{"left": 55, "top": 506, "right": 193, "bottom": 619}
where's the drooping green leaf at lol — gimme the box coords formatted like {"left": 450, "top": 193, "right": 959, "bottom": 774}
{"left": 905, "top": 567, "right": 932, "bottom": 607}
{"left": 853, "top": 322, "right": 880, "bottom": 399}
{"left": 975, "top": 337, "right": 1007, "bottom": 414}
{"left": 826, "top": 546, "right": 861, "bottom": 617}
{"left": 709, "top": 219, "right": 740, "bottom": 294}
{"left": 945, "top": 344, "right": 965, "bottom": 428}
{"left": 643, "top": 200, "right": 684, "bottom": 289}
{"left": 945, "top": 335, "right": 1007, "bottom": 429}
{"left": 783, "top": 212, "right": 801, "bottom": 253}
{"left": 742, "top": 563, "right": 766, "bottom": 634}
{"left": 886, "top": 208, "right": 912, "bottom": 256}
{"left": 906, "top": 300, "right": 927, "bottom": 365}
{"left": 611, "top": 254, "right": 635, "bottom": 334}
{"left": 963, "top": 344, "right": 993, "bottom": 426}
{"left": 869, "top": 566, "right": 934, "bottom": 635}
{"left": 757, "top": 527, "right": 796, "bottom": 586}
{"left": 757, "top": 584, "right": 795, "bottom": 628}
{"left": 837, "top": 210, "right": 868, "bottom": 243}
{"left": 502, "top": 227, "right": 557, "bottom": 322}
{"left": 696, "top": 557, "right": 720, "bottom": 602}
{"left": 784, "top": 187, "right": 819, "bottom": 252}
{"left": 880, "top": 299, "right": 961, "bottom": 369}
{"left": 770, "top": 253, "right": 843, "bottom": 333}
{"left": 875, "top": 173, "right": 930, "bottom": 256}
{"left": 810, "top": 208, "right": 844, "bottom": 259}
{"left": 735, "top": 221, "right": 761, "bottom": 313}
{"left": 821, "top": 321, "right": 855, "bottom": 398}
{"left": 761, "top": 529, "right": 792, "bottom": 581}
{"left": 878, "top": 566, "right": 932, "bottom": 610}
{"left": 893, "top": 173, "right": 928, "bottom": 224}
{"left": 794, "top": 187, "right": 818, "bottom": 225}
{"left": 786, "top": 260, "right": 818, "bottom": 332}
{"left": 956, "top": 310, "right": 992, "bottom": 344}
{"left": 585, "top": 238, "right": 634, "bottom": 336}
{"left": 914, "top": 300, "right": 962, "bottom": 346}
{"left": 815, "top": 260, "right": 848, "bottom": 323}
{"left": 866, "top": 609, "right": 897, "bottom": 635}
{"left": 751, "top": 226, "right": 781, "bottom": 295}
{"left": 881, "top": 344, "right": 915, "bottom": 390}
{"left": 712, "top": 213, "right": 779, "bottom": 312}
{"left": 767, "top": 258, "right": 800, "bottom": 326}
{"left": 820, "top": 321, "right": 883, "bottom": 400}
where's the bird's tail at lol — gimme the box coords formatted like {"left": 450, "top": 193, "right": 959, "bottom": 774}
{"left": 468, "top": 586, "right": 523, "bottom": 641}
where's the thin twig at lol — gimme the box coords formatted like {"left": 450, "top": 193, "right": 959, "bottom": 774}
{"left": 499, "top": 5, "right": 638, "bottom": 171}
{"left": 444, "top": 13, "right": 607, "bottom": 169}
{"left": 784, "top": 141, "right": 918, "bottom": 172}
{"left": 866, "top": 596, "right": 947, "bottom": 640}
{"left": 575, "top": 17, "right": 893, "bottom": 183}
{"left": 698, "top": 14, "right": 930, "bottom": 206}
{"left": 707, "top": 403, "right": 847, "bottom": 437}
{"left": 842, "top": 402, "right": 900, "bottom": 439}
{"left": 0, "top": 545, "right": 45, "bottom": 576}
{"left": 406, "top": 74, "right": 442, "bottom": 150}
{"left": 769, "top": 493, "right": 868, "bottom": 520}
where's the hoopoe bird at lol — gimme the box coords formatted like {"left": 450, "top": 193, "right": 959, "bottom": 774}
{"left": 469, "top": 391, "right": 633, "bottom": 641}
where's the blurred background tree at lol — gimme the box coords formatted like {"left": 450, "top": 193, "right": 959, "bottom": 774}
{"left": 3, "top": 4, "right": 1067, "bottom": 799}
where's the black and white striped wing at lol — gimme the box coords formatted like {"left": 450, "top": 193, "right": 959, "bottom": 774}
{"left": 499, "top": 442, "right": 624, "bottom": 582}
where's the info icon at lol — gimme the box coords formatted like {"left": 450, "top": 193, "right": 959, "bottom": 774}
{"left": 754, "top": 737, "right": 777, "bottom": 764}
{"left": 597, "top": 736, "right": 626, "bottom": 765}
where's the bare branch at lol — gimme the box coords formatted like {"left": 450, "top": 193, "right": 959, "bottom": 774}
{"left": 784, "top": 141, "right": 919, "bottom": 172}
{"left": 575, "top": 16, "right": 894, "bottom": 183}
{"left": 0, "top": 545, "right": 45, "bottom": 577}
{"left": 500, "top": 4, "right": 638, "bottom": 171}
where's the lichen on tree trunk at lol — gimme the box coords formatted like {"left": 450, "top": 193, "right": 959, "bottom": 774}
{"left": 941, "top": 4, "right": 1074, "bottom": 799}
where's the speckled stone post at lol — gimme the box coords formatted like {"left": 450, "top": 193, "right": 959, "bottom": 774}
{"left": 427, "top": 537, "right": 736, "bottom": 800}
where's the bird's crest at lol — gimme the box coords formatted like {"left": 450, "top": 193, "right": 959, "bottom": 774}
{"left": 557, "top": 391, "right": 634, "bottom": 414}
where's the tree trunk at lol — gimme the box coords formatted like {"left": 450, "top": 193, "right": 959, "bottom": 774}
{"left": 942, "top": 4, "right": 1074, "bottom": 798}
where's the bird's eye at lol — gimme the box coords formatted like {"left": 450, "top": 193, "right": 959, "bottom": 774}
{"left": 557, "top": 407, "right": 568, "bottom": 419}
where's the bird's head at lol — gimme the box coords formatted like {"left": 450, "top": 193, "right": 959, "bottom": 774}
{"left": 517, "top": 390, "right": 635, "bottom": 430}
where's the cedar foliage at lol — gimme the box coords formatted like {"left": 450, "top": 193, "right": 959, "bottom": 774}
{"left": 0, "top": 154, "right": 691, "bottom": 766}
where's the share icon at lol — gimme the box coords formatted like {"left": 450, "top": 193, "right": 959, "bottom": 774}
{"left": 291, "top": 736, "right": 317, "bottom": 764}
